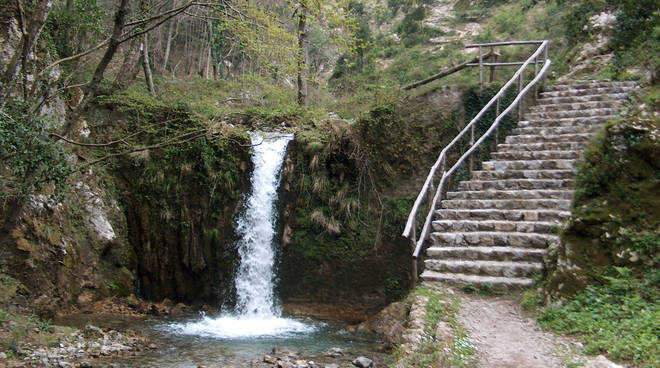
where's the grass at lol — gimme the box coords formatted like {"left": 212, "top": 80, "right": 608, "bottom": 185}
{"left": 392, "top": 287, "right": 476, "bottom": 368}
{"left": 535, "top": 268, "right": 659, "bottom": 367}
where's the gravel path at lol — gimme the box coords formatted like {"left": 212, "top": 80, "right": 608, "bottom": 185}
{"left": 457, "top": 294, "right": 577, "bottom": 368}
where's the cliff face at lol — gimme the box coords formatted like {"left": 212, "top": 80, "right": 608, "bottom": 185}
{"left": 114, "top": 136, "right": 252, "bottom": 304}
{"left": 547, "top": 101, "right": 660, "bottom": 296}
{"left": 1, "top": 177, "right": 134, "bottom": 318}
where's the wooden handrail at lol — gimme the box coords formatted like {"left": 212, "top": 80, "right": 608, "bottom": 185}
{"left": 465, "top": 40, "right": 545, "bottom": 48}
{"left": 402, "top": 40, "right": 552, "bottom": 264}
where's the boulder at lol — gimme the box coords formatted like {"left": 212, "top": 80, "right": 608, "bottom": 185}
{"left": 352, "top": 356, "right": 374, "bottom": 368}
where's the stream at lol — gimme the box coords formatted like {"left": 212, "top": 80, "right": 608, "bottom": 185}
{"left": 53, "top": 132, "right": 388, "bottom": 367}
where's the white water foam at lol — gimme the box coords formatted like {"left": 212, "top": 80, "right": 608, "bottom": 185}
{"left": 169, "top": 315, "right": 316, "bottom": 339}
{"left": 170, "top": 132, "right": 315, "bottom": 339}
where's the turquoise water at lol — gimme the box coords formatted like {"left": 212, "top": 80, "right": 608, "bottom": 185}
{"left": 56, "top": 313, "right": 387, "bottom": 367}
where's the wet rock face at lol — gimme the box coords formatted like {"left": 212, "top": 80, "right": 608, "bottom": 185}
{"left": 118, "top": 141, "right": 252, "bottom": 305}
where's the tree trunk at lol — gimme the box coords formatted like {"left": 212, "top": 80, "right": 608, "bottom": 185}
{"left": 161, "top": 18, "right": 175, "bottom": 74}
{"left": 142, "top": 33, "right": 156, "bottom": 96}
{"left": 115, "top": 38, "right": 141, "bottom": 88}
{"left": 0, "top": 0, "right": 54, "bottom": 108}
{"left": 296, "top": 8, "right": 309, "bottom": 106}
{"left": 63, "top": 0, "right": 129, "bottom": 135}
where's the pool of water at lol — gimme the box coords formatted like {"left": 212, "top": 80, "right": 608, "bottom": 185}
{"left": 55, "top": 313, "right": 387, "bottom": 367}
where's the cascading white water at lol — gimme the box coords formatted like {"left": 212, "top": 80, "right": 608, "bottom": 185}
{"left": 233, "top": 131, "right": 292, "bottom": 317}
{"left": 170, "top": 132, "right": 316, "bottom": 339}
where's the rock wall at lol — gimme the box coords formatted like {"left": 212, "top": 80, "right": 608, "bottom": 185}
{"left": 0, "top": 176, "right": 134, "bottom": 318}
{"left": 114, "top": 135, "right": 252, "bottom": 305}
{"left": 547, "top": 106, "right": 660, "bottom": 296}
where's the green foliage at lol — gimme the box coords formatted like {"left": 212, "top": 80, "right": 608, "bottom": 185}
{"left": 0, "top": 100, "right": 71, "bottom": 205}
{"left": 539, "top": 268, "right": 659, "bottom": 366}
{"left": 394, "top": 287, "right": 476, "bottom": 368}
{"left": 394, "top": 6, "right": 442, "bottom": 47}
{"left": 45, "top": 0, "right": 106, "bottom": 60}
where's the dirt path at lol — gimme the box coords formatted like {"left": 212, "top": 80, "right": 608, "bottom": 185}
{"left": 457, "top": 294, "right": 578, "bottom": 368}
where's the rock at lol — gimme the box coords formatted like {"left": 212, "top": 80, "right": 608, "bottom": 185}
{"left": 324, "top": 365, "right": 339, "bottom": 368}
{"left": 147, "top": 343, "right": 158, "bottom": 350}
{"left": 277, "top": 361, "right": 293, "bottom": 368}
{"left": 0, "top": 352, "right": 6, "bottom": 359}
{"left": 434, "top": 321, "right": 453, "bottom": 341}
{"left": 583, "top": 355, "right": 624, "bottom": 368}
{"left": 84, "top": 324, "right": 105, "bottom": 339}
{"left": 357, "top": 301, "right": 407, "bottom": 345}
{"left": 264, "top": 355, "right": 277, "bottom": 364}
{"left": 294, "top": 360, "right": 309, "bottom": 368}
{"left": 352, "top": 357, "right": 374, "bottom": 368}
{"left": 272, "top": 346, "right": 298, "bottom": 357}
{"left": 325, "top": 347, "right": 344, "bottom": 358}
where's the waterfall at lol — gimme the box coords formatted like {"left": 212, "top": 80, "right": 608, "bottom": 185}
{"left": 170, "top": 132, "right": 315, "bottom": 339}
{"left": 233, "top": 131, "right": 292, "bottom": 317}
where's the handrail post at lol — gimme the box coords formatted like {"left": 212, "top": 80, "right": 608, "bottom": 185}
{"left": 518, "top": 70, "right": 524, "bottom": 117}
{"left": 489, "top": 47, "right": 497, "bottom": 82}
{"left": 469, "top": 123, "right": 475, "bottom": 173}
{"left": 495, "top": 97, "right": 500, "bottom": 146}
{"left": 478, "top": 46, "right": 484, "bottom": 92}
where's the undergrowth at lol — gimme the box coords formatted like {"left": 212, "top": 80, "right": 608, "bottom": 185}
{"left": 538, "top": 267, "right": 659, "bottom": 367}
{"left": 393, "top": 287, "right": 476, "bottom": 368}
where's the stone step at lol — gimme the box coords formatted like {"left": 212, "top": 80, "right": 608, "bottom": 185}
{"left": 526, "top": 107, "right": 621, "bottom": 120}
{"left": 521, "top": 115, "right": 617, "bottom": 128}
{"left": 441, "top": 198, "right": 572, "bottom": 210}
{"left": 482, "top": 159, "right": 576, "bottom": 171}
{"left": 426, "top": 246, "right": 546, "bottom": 263}
{"left": 435, "top": 209, "right": 571, "bottom": 222}
{"left": 543, "top": 80, "right": 637, "bottom": 92}
{"left": 472, "top": 169, "right": 576, "bottom": 180}
{"left": 512, "top": 125, "right": 601, "bottom": 136}
{"left": 420, "top": 271, "right": 534, "bottom": 290}
{"left": 432, "top": 219, "right": 560, "bottom": 233}
{"left": 424, "top": 259, "right": 544, "bottom": 278}
{"left": 505, "top": 133, "right": 592, "bottom": 144}
{"left": 536, "top": 93, "right": 630, "bottom": 105}
{"left": 497, "top": 142, "right": 586, "bottom": 152}
{"left": 458, "top": 179, "right": 574, "bottom": 191}
{"left": 430, "top": 231, "right": 559, "bottom": 248}
{"left": 530, "top": 99, "right": 625, "bottom": 113}
{"left": 446, "top": 189, "right": 573, "bottom": 200}
{"left": 491, "top": 150, "right": 581, "bottom": 161}
{"left": 539, "top": 86, "right": 635, "bottom": 99}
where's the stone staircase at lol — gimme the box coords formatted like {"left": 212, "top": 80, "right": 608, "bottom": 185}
{"left": 420, "top": 80, "right": 637, "bottom": 290}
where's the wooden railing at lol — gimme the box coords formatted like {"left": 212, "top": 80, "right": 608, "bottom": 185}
{"left": 401, "top": 40, "right": 552, "bottom": 282}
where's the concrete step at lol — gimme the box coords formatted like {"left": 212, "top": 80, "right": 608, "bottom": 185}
{"left": 526, "top": 108, "right": 621, "bottom": 120}
{"left": 458, "top": 179, "right": 574, "bottom": 191}
{"left": 512, "top": 125, "right": 601, "bottom": 136}
{"left": 520, "top": 115, "right": 617, "bottom": 128}
{"left": 505, "top": 133, "right": 592, "bottom": 144}
{"left": 441, "top": 198, "right": 572, "bottom": 211}
{"left": 491, "top": 150, "right": 581, "bottom": 161}
{"left": 426, "top": 246, "right": 546, "bottom": 263}
{"left": 472, "top": 169, "right": 576, "bottom": 180}
{"left": 432, "top": 219, "right": 561, "bottom": 233}
{"left": 540, "top": 86, "right": 635, "bottom": 98}
{"left": 536, "top": 93, "right": 630, "bottom": 105}
{"left": 421, "top": 271, "right": 534, "bottom": 290}
{"left": 446, "top": 189, "right": 573, "bottom": 200}
{"left": 430, "top": 231, "right": 559, "bottom": 248}
{"left": 482, "top": 159, "right": 576, "bottom": 171}
{"left": 425, "top": 259, "right": 544, "bottom": 278}
{"left": 497, "top": 142, "right": 587, "bottom": 152}
{"left": 435, "top": 209, "right": 571, "bottom": 222}
{"left": 530, "top": 99, "right": 625, "bottom": 113}
{"left": 543, "top": 80, "right": 637, "bottom": 92}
